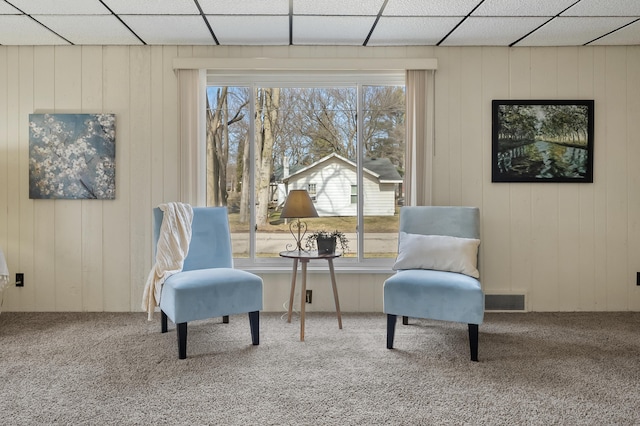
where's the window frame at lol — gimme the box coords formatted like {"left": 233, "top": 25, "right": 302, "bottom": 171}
{"left": 350, "top": 185, "right": 358, "bottom": 205}
{"left": 205, "top": 71, "right": 407, "bottom": 271}
{"left": 307, "top": 183, "right": 317, "bottom": 202}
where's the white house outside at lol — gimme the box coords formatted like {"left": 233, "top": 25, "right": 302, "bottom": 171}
{"left": 274, "top": 153, "right": 402, "bottom": 217}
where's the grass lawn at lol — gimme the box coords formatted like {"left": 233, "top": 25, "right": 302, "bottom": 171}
{"left": 228, "top": 211, "right": 399, "bottom": 233}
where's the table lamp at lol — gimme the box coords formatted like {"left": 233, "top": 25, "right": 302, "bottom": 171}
{"left": 280, "top": 189, "right": 319, "bottom": 251}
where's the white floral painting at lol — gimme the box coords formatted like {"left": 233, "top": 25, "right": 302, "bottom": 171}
{"left": 29, "top": 113, "right": 116, "bottom": 199}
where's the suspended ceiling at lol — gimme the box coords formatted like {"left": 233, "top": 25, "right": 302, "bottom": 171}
{"left": 0, "top": 0, "right": 639, "bottom": 47}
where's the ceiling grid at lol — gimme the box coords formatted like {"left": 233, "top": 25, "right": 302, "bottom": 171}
{"left": 0, "top": 0, "right": 638, "bottom": 46}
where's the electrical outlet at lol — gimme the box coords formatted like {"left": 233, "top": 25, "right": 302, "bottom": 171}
{"left": 306, "top": 290, "right": 312, "bottom": 304}
{"left": 16, "top": 273, "right": 24, "bottom": 287}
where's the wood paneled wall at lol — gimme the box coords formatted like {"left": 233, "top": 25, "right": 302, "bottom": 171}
{"left": 0, "top": 45, "right": 638, "bottom": 312}
{"left": 434, "top": 46, "right": 640, "bottom": 311}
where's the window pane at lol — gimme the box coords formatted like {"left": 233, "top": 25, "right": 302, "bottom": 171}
{"left": 255, "top": 87, "right": 358, "bottom": 257}
{"left": 205, "top": 86, "right": 251, "bottom": 258}
{"left": 308, "top": 183, "right": 316, "bottom": 200}
{"left": 361, "top": 85, "right": 405, "bottom": 258}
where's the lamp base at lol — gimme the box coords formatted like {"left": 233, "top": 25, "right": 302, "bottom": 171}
{"left": 285, "top": 218, "right": 309, "bottom": 252}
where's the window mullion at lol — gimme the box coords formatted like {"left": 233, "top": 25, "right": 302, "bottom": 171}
{"left": 249, "top": 84, "right": 257, "bottom": 259}
{"left": 356, "top": 84, "right": 365, "bottom": 262}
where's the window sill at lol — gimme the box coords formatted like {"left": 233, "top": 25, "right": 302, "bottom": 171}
{"left": 234, "top": 257, "right": 395, "bottom": 274}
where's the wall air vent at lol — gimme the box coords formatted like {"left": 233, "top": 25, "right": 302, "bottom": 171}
{"left": 485, "top": 294, "right": 526, "bottom": 311}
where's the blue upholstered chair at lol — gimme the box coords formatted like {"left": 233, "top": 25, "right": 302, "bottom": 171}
{"left": 153, "top": 207, "right": 263, "bottom": 359}
{"left": 383, "top": 206, "right": 484, "bottom": 361}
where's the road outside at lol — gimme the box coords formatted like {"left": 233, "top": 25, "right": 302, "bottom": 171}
{"left": 231, "top": 232, "right": 398, "bottom": 257}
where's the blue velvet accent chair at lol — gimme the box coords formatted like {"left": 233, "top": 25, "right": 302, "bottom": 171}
{"left": 383, "top": 206, "right": 484, "bottom": 361}
{"left": 153, "top": 207, "right": 263, "bottom": 359}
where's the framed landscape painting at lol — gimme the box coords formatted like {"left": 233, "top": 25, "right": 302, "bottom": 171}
{"left": 492, "top": 100, "right": 594, "bottom": 183}
{"left": 29, "top": 113, "right": 116, "bottom": 199}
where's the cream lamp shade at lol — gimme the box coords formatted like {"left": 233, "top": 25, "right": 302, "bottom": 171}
{"left": 280, "top": 189, "right": 318, "bottom": 219}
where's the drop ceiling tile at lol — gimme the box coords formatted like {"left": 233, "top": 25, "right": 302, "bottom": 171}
{"left": 517, "top": 17, "right": 636, "bottom": 46}
{"left": 10, "top": 0, "right": 109, "bottom": 15}
{"left": 101, "top": 0, "right": 199, "bottom": 14}
{"left": 207, "top": 15, "right": 289, "bottom": 44}
{"left": 36, "top": 15, "right": 141, "bottom": 44}
{"left": 2, "top": 0, "right": 640, "bottom": 46}
{"left": 293, "top": 16, "right": 376, "bottom": 45}
{"left": 441, "top": 17, "right": 550, "bottom": 46}
{"left": 368, "top": 16, "right": 460, "bottom": 45}
{"left": 200, "top": 0, "right": 289, "bottom": 15}
{"left": 122, "top": 15, "right": 213, "bottom": 44}
{"left": 0, "top": 16, "right": 68, "bottom": 44}
{"left": 294, "top": 0, "right": 384, "bottom": 16}
{"left": 383, "top": 0, "right": 480, "bottom": 16}
{"left": 562, "top": 0, "right": 640, "bottom": 17}
{"left": 472, "top": 0, "right": 578, "bottom": 16}
{"left": 0, "top": 3, "right": 19, "bottom": 13}
{"left": 589, "top": 19, "right": 640, "bottom": 45}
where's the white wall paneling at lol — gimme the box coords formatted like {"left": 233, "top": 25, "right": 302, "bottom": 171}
{"left": 0, "top": 45, "right": 639, "bottom": 312}
{"left": 17, "top": 47, "right": 35, "bottom": 310}
{"left": 54, "top": 47, "right": 83, "bottom": 311}
{"left": 603, "top": 47, "right": 630, "bottom": 310}
{"left": 81, "top": 46, "right": 105, "bottom": 311}
{"left": 627, "top": 47, "right": 640, "bottom": 311}
{"left": 129, "top": 46, "right": 152, "bottom": 312}
{"left": 556, "top": 49, "right": 581, "bottom": 311}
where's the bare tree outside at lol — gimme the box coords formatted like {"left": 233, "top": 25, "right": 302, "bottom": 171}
{"left": 206, "top": 87, "right": 248, "bottom": 207}
{"left": 255, "top": 88, "right": 281, "bottom": 227}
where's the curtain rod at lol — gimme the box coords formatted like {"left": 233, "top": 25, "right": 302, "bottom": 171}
{"left": 173, "top": 57, "right": 437, "bottom": 71}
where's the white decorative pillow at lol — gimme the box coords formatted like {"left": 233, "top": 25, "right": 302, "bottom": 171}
{"left": 392, "top": 232, "right": 480, "bottom": 278}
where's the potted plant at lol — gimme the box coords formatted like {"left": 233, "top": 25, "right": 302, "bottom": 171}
{"left": 305, "top": 230, "right": 349, "bottom": 254}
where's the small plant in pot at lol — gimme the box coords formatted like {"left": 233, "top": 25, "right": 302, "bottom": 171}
{"left": 305, "top": 230, "right": 349, "bottom": 254}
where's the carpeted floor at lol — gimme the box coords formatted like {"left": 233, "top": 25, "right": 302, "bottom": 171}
{"left": 1, "top": 311, "right": 639, "bottom": 425}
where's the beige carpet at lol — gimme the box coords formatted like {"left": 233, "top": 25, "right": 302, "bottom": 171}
{"left": 1, "top": 311, "right": 639, "bottom": 425}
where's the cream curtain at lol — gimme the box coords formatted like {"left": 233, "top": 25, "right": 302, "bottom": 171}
{"left": 177, "top": 69, "right": 206, "bottom": 205}
{"left": 405, "top": 70, "right": 435, "bottom": 206}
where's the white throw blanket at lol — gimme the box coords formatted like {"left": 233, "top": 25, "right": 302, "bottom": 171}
{"left": 0, "top": 247, "right": 8, "bottom": 291}
{"left": 141, "top": 202, "right": 193, "bottom": 320}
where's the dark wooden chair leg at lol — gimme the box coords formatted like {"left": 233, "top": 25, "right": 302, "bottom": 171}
{"left": 387, "top": 314, "right": 397, "bottom": 349}
{"left": 402, "top": 316, "right": 409, "bottom": 325}
{"left": 223, "top": 315, "right": 229, "bottom": 324}
{"left": 248, "top": 311, "right": 259, "bottom": 345}
{"left": 468, "top": 323, "right": 479, "bottom": 362}
{"left": 161, "top": 310, "right": 168, "bottom": 333}
{"left": 177, "top": 322, "right": 187, "bottom": 359}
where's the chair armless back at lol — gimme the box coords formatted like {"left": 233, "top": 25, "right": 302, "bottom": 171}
{"left": 399, "top": 206, "right": 480, "bottom": 240}
{"left": 153, "top": 206, "right": 233, "bottom": 271}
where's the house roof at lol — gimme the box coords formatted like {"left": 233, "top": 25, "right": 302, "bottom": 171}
{"left": 363, "top": 157, "right": 403, "bottom": 182}
{"left": 279, "top": 152, "right": 402, "bottom": 184}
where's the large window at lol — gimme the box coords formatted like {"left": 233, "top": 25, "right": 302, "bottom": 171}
{"left": 205, "top": 72, "right": 405, "bottom": 265}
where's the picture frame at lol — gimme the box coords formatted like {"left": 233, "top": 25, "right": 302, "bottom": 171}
{"left": 492, "top": 100, "right": 594, "bottom": 183}
{"left": 29, "top": 113, "right": 116, "bottom": 199}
